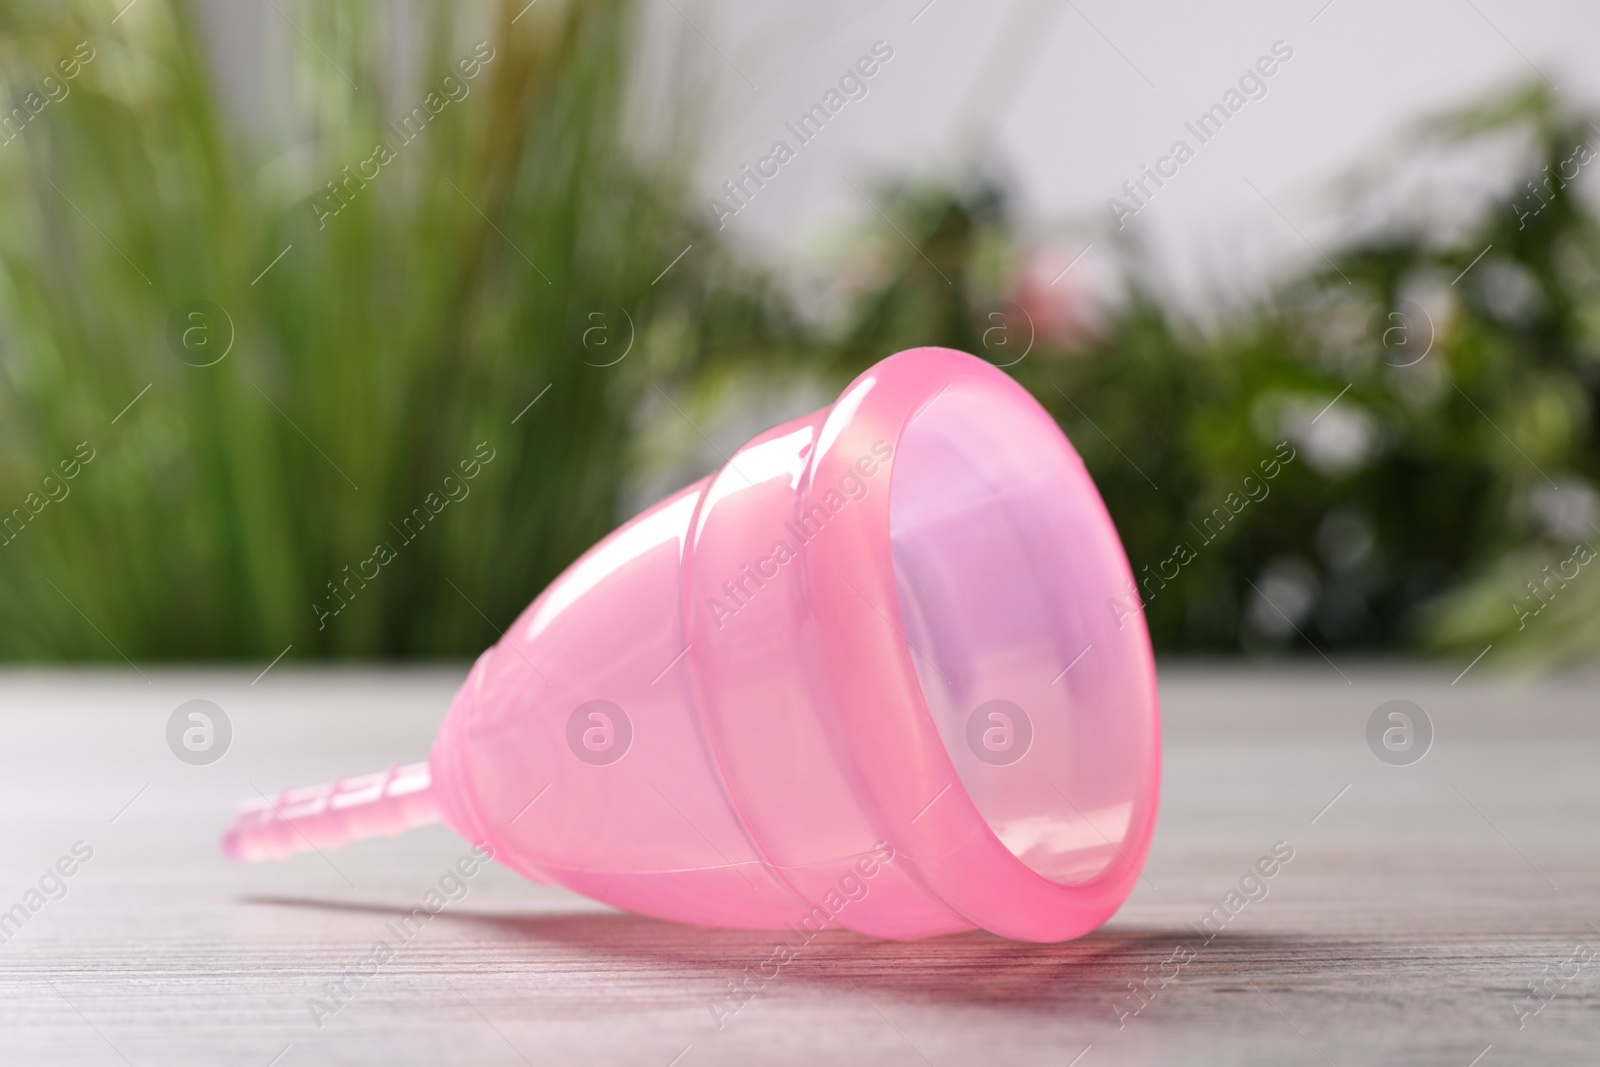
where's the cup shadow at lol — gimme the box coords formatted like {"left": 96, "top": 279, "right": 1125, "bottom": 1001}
{"left": 245, "top": 894, "right": 1315, "bottom": 1019}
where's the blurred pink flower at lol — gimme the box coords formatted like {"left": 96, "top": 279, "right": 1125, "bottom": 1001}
{"left": 1009, "top": 248, "right": 1101, "bottom": 352}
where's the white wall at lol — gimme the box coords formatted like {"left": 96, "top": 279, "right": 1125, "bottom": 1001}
{"left": 677, "top": 0, "right": 1599, "bottom": 306}
{"left": 193, "top": 0, "right": 1600, "bottom": 307}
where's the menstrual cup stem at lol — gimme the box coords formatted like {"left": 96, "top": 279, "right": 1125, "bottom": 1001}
{"left": 221, "top": 761, "right": 440, "bottom": 862}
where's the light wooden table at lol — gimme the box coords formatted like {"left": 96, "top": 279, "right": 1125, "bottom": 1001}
{"left": 2, "top": 662, "right": 1596, "bottom": 1066}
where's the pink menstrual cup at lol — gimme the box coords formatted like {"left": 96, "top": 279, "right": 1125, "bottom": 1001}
{"left": 223, "top": 346, "right": 1160, "bottom": 942}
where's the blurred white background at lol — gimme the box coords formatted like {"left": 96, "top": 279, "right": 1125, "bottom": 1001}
{"left": 681, "top": 0, "right": 1597, "bottom": 305}
{"left": 196, "top": 0, "right": 1600, "bottom": 308}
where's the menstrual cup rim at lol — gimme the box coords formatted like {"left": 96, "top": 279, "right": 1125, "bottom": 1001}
{"left": 796, "top": 346, "right": 1162, "bottom": 941}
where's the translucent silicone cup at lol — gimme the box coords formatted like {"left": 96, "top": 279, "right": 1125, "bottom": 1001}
{"left": 224, "top": 346, "right": 1160, "bottom": 942}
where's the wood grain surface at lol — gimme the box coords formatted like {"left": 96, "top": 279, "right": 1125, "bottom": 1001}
{"left": 1, "top": 662, "right": 1596, "bottom": 1066}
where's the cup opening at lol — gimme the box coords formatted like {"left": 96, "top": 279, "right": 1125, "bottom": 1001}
{"left": 887, "top": 379, "right": 1159, "bottom": 886}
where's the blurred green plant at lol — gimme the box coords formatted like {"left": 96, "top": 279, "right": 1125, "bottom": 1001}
{"left": 0, "top": 0, "right": 793, "bottom": 659}
{"left": 2, "top": 0, "right": 1597, "bottom": 667}
{"left": 821, "top": 85, "right": 1600, "bottom": 666}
